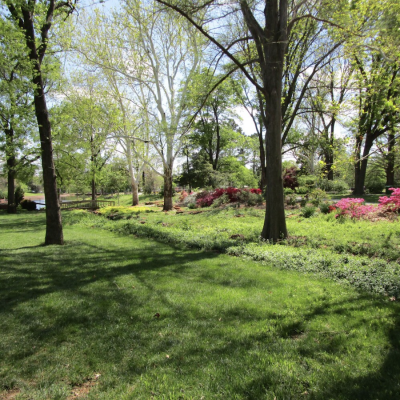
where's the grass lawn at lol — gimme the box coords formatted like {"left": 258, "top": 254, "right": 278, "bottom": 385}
{"left": 1, "top": 213, "right": 400, "bottom": 399}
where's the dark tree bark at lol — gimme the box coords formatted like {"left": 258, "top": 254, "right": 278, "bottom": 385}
{"left": 7, "top": 1, "right": 66, "bottom": 245}
{"left": 386, "top": 132, "right": 396, "bottom": 188}
{"left": 5, "top": 128, "right": 16, "bottom": 214}
{"left": 354, "top": 135, "right": 374, "bottom": 196}
{"left": 163, "top": 166, "right": 173, "bottom": 211}
{"left": 240, "top": 0, "right": 288, "bottom": 241}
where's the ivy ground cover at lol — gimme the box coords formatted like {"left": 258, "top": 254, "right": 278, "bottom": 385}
{"left": 1, "top": 212, "right": 400, "bottom": 399}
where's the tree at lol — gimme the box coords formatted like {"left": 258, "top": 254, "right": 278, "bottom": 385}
{"left": 155, "top": 0, "right": 293, "bottom": 240}
{"left": 0, "top": 15, "right": 37, "bottom": 213}
{"left": 352, "top": 54, "right": 400, "bottom": 195}
{"left": 3, "top": 0, "right": 76, "bottom": 244}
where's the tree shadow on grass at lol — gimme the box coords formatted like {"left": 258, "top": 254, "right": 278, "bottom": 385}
{"left": 1, "top": 222, "right": 400, "bottom": 399}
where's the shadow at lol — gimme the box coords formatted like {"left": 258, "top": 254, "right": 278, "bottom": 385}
{"left": 1, "top": 216, "right": 400, "bottom": 399}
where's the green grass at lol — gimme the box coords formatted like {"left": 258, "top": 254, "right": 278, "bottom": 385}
{"left": 1, "top": 213, "right": 400, "bottom": 399}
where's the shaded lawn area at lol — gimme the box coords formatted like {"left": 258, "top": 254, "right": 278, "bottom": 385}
{"left": 1, "top": 214, "right": 400, "bottom": 399}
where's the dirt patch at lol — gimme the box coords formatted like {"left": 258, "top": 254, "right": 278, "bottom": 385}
{"left": 0, "top": 388, "right": 20, "bottom": 400}
{"left": 67, "top": 374, "right": 101, "bottom": 399}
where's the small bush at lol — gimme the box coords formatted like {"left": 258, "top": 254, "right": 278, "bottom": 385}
{"left": 283, "top": 166, "right": 299, "bottom": 190}
{"left": 309, "top": 188, "right": 328, "bottom": 206}
{"left": 301, "top": 206, "right": 316, "bottom": 218}
{"left": 15, "top": 186, "right": 24, "bottom": 205}
{"left": 319, "top": 179, "right": 349, "bottom": 193}
{"left": 182, "top": 194, "right": 197, "bottom": 206}
{"left": 212, "top": 193, "right": 230, "bottom": 207}
{"left": 20, "top": 199, "right": 37, "bottom": 211}
{"left": 365, "top": 180, "right": 385, "bottom": 194}
{"left": 296, "top": 186, "right": 309, "bottom": 195}
{"left": 319, "top": 202, "right": 333, "bottom": 214}
{"left": 187, "top": 202, "right": 197, "bottom": 209}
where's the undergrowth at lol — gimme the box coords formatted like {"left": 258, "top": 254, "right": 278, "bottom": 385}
{"left": 63, "top": 208, "right": 400, "bottom": 297}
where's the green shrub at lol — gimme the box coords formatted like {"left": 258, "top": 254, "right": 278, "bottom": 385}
{"left": 296, "top": 186, "right": 309, "bottom": 195}
{"left": 212, "top": 193, "right": 230, "bottom": 207}
{"left": 319, "top": 179, "right": 349, "bottom": 193}
{"left": 285, "top": 194, "right": 297, "bottom": 206}
{"left": 187, "top": 202, "right": 197, "bottom": 209}
{"left": 301, "top": 206, "right": 316, "bottom": 218}
{"left": 236, "top": 191, "right": 263, "bottom": 206}
{"left": 15, "top": 185, "right": 24, "bottom": 205}
{"left": 319, "top": 202, "right": 331, "bottom": 214}
{"left": 309, "top": 188, "right": 328, "bottom": 206}
{"left": 365, "top": 180, "right": 385, "bottom": 194}
{"left": 20, "top": 199, "right": 37, "bottom": 211}
{"left": 226, "top": 244, "right": 400, "bottom": 296}
{"left": 298, "top": 175, "right": 318, "bottom": 189}
{"left": 283, "top": 188, "right": 294, "bottom": 195}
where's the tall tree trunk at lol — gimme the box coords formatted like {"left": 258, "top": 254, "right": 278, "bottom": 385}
{"left": 258, "top": 130, "right": 267, "bottom": 191}
{"left": 17, "top": 4, "right": 63, "bottom": 245}
{"left": 91, "top": 177, "right": 96, "bottom": 201}
{"left": 5, "top": 128, "right": 16, "bottom": 214}
{"left": 163, "top": 166, "right": 173, "bottom": 211}
{"left": 354, "top": 135, "right": 373, "bottom": 196}
{"left": 386, "top": 132, "right": 395, "bottom": 190}
{"left": 132, "top": 179, "right": 139, "bottom": 205}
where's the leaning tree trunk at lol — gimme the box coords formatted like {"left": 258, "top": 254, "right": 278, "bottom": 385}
{"left": 5, "top": 128, "right": 16, "bottom": 214}
{"left": 163, "top": 166, "right": 173, "bottom": 211}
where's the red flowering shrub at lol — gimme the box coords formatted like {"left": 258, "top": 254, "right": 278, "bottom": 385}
{"left": 283, "top": 166, "right": 299, "bottom": 190}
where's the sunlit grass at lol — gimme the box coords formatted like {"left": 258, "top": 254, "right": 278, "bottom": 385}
{"left": 1, "top": 213, "right": 400, "bottom": 399}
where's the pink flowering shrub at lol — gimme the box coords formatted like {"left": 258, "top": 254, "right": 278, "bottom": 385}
{"left": 179, "top": 190, "right": 188, "bottom": 202}
{"left": 378, "top": 188, "right": 400, "bottom": 212}
{"left": 195, "top": 187, "right": 262, "bottom": 207}
{"left": 334, "top": 198, "right": 376, "bottom": 220}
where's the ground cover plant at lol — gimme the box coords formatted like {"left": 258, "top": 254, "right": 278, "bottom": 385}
{"left": 63, "top": 200, "right": 400, "bottom": 297}
{"left": 1, "top": 212, "right": 400, "bottom": 399}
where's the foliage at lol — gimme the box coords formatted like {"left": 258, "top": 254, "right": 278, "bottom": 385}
{"left": 379, "top": 188, "right": 400, "bottom": 212}
{"left": 282, "top": 166, "right": 299, "bottom": 190}
{"left": 319, "top": 202, "right": 332, "bottom": 214}
{"left": 227, "top": 244, "right": 400, "bottom": 296}
{"left": 20, "top": 199, "right": 36, "bottom": 211}
{"left": 334, "top": 198, "right": 376, "bottom": 219}
{"left": 14, "top": 185, "right": 24, "bottom": 205}
{"left": 195, "top": 187, "right": 262, "bottom": 208}
{"left": 309, "top": 188, "right": 328, "bottom": 206}
{"left": 318, "top": 179, "right": 349, "bottom": 193}
{"left": 365, "top": 179, "right": 385, "bottom": 194}
{"left": 301, "top": 206, "right": 316, "bottom": 218}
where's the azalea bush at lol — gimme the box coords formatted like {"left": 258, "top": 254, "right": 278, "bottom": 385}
{"left": 329, "top": 198, "right": 376, "bottom": 220}
{"left": 378, "top": 188, "right": 400, "bottom": 212}
{"left": 196, "top": 187, "right": 262, "bottom": 208}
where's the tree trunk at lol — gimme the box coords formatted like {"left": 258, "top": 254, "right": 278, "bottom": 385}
{"left": 257, "top": 130, "right": 267, "bottom": 191}
{"left": 163, "top": 167, "right": 173, "bottom": 211}
{"left": 386, "top": 132, "right": 395, "bottom": 188}
{"left": 132, "top": 179, "right": 139, "bottom": 206}
{"left": 91, "top": 177, "right": 96, "bottom": 201}
{"left": 354, "top": 136, "right": 373, "bottom": 196}
{"left": 5, "top": 128, "right": 16, "bottom": 214}
{"left": 18, "top": 5, "right": 63, "bottom": 245}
